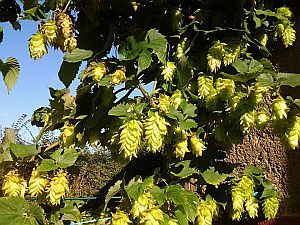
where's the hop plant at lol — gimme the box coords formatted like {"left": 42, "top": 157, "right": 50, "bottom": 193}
{"left": 240, "top": 111, "right": 256, "bottom": 133}
{"left": 47, "top": 170, "right": 69, "bottom": 205}
{"left": 175, "top": 138, "right": 189, "bottom": 159}
{"left": 28, "top": 169, "right": 48, "bottom": 197}
{"left": 2, "top": 170, "right": 27, "bottom": 197}
{"left": 158, "top": 94, "right": 171, "bottom": 113}
{"left": 119, "top": 119, "right": 143, "bottom": 160}
{"left": 190, "top": 134, "right": 206, "bottom": 157}
{"left": 92, "top": 63, "right": 107, "bottom": 83}
{"left": 145, "top": 112, "right": 168, "bottom": 153}
{"left": 277, "top": 6, "right": 292, "bottom": 19}
{"left": 263, "top": 197, "right": 279, "bottom": 220}
{"left": 55, "top": 12, "right": 73, "bottom": 38}
{"left": 272, "top": 96, "right": 289, "bottom": 120}
{"left": 170, "top": 90, "right": 183, "bottom": 109}
{"left": 223, "top": 44, "right": 240, "bottom": 66}
{"left": 197, "top": 75, "right": 214, "bottom": 99}
{"left": 207, "top": 41, "right": 226, "bottom": 73}
{"left": 196, "top": 199, "right": 218, "bottom": 225}
{"left": 111, "top": 67, "right": 126, "bottom": 85}
{"left": 276, "top": 23, "right": 296, "bottom": 48}
{"left": 285, "top": 116, "right": 300, "bottom": 149}
{"left": 40, "top": 20, "right": 58, "bottom": 44}
{"left": 251, "top": 84, "right": 270, "bottom": 105}
{"left": 29, "top": 32, "right": 47, "bottom": 60}
{"left": 140, "top": 208, "right": 164, "bottom": 225}
{"left": 111, "top": 210, "right": 131, "bottom": 225}
{"left": 60, "top": 123, "right": 75, "bottom": 148}
{"left": 215, "top": 78, "right": 235, "bottom": 100}
{"left": 161, "top": 62, "right": 176, "bottom": 81}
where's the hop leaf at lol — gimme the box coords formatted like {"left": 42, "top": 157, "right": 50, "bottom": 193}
{"left": 119, "top": 119, "right": 144, "bottom": 160}
{"left": 263, "top": 197, "right": 279, "bottom": 220}
{"left": 47, "top": 170, "right": 69, "bottom": 205}
{"left": 29, "top": 32, "right": 47, "bottom": 60}
{"left": 145, "top": 112, "right": 168, "bottom": 153}
{"left": 29, "top": 169, "right": 48, "bottom": 197}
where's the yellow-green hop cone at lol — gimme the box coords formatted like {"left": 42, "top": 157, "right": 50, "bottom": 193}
{"left": 263, "top": 197, "right": 279, "bottom": 220}
{"left": 132, "top": 194, "right": 150, "bottom": 218}
{"left": 240, "top": 111, "right": 256, "bottom": 133}
{"left": 285, "top": 116, "right": 300, "bottom": 149}
{"left": 259, "top": 33, "right": 268, "bottom": 47}
{"left": 238, "top": 175, "right": 255, "bottom": 194}
{"left": 256, "top": 113, "right": 270, "bottom": 129}
{"left": 29, "top": 32, "right": 47, "bottom": 60}
{"left": 2, "top": 170, "right": 26, "bottom": 197}
{"left": 60, "top": 123, "right": 76, "bottom": 148}
{"left": 158, "top": 94, "right": 171, "bottom": 113}
{"left": 215, "top": 78, "right": 235, "bottom": 100}
{"left": 207, "top": 41, "right": 226, "bottom": 73}
{"left": 63, "top": 36, "right": 77, "bottom": 52}
{"left": 176, "top": 37, "right": 188, "bottom": 59}
{"left": 56, "top": 12, "right": 73, "bottom": 38}
{"left": 167, "top": 219, "right": 179, "bottom": 225}
{"left": 190, "top": 135, "right": 206, "bottom": 157}
{"left": 282, "top": 26, "right": 296, "bottom": 48}
{"left": 161, "top": 62, "right": 176, "bottom": 81}
{"left": 111, "top": 67, "right": 126, "bottom": 85}
{"left": 272, "top": 96, "right": 289, "bottom": 120}
{"left": 175, "top": 138, "right": 189, "bottom": 159}
{"left": 40, "top": 20, "right": 58, "bottom": 44}
{"left": 170, "top": 90, "right": 183, "bottom": 109}
{"left": 141, "top": 208, "right": 164, "bottom": 225}
{"left": 196, "top": 200, "right": 218, "bottom": 225}
{"left": 119, "top": 119, "right": 143, "bottom": 160}
{"left": 252, "top": 84, "right": 269, "bottom": 105}
{"left": 111, "top": 210, "right": 131, "bottom": 225}
{"left": 92, "top": 63, "right": 107, "bottom": 83}
{"left": 245, "top": 196, "right": 259, "bottom": 218}
{"left": 231, "top": 209, "right": 243, "bottom": 221}
{"left": 29, "top": 169, "right": 48, "bottom": 197}
{"left": 145, "top": 112, "right": 168, "bottom": 153}
{"left": 223, "top": 44, "right": 240, "bottom": 66}
{"left": 226, "top": 92, "right": 245, "bottom": 112}
{"left": 47, "top": 170, "right": 69, "bottom": 205}
{"left": 197, "top": 75, "right": 214, "bottom": 99}
{"left": 277, "top": 6, "right": 292, "bottom": 18}
{"left": 231, "top": 187, "right": 245, "bottom": 211}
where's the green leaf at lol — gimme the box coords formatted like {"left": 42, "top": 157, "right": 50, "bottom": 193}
{"left": 175, "top": 58, "right": 193, "bottom": 89}
{"left": 180, "top": 101, "right": 197, "bottom": 117}
{"left": 278, "top": 73, "right": 300, "bottom": 87}
{"left": 175, "top": 209, "right": 189, "bottom": 225}
{"left": 57, "top": 148, "right": 79, "bottom": 168}
{"left": 146, "top": 29, "right": 167, "bottom": 63}
{"left": 63, "top": 48, "right": 93, "bottom": 63}
{"left": 58, "top": 61, "right": 81, "bottom": 87}
{"left": 201, "top": 167, "right": 228, "bottom": 186}
{"left": 244, "top": 165, "right": 264, "bottom": 175}
{"left": 0, "top": 26, "right": 3, "bottom": 43}
{"left": 180, "top": 119, "right": 197, "bottom": 130}
{"left": 261, "top": 181, "right": 278, "bottom": 198}
{"left": 150, "top": 186, "right": 165, "bottom": 206}
{"left": 232, "top": 59, "right": 263, "bottom": 75}
{"left": 60, "top": 202, "right": 81, "bottom": 221}
{"left": 105, "top": 180, "right": 122, "bottom": 209}
{"left": 37, "top": 159, "right": 58, "bottom": 172}
{"left": 119, "top": 36, "right": 144, "bottom": 61}
{"left": 108, "top": 103, "right": 131, "bottom": 117}
{"left": 171, "top": 160, "right": 198, "bottom": 178}
{"left": 0, "top": 197, "right": 44, "bottom": 225}
{"left": 23, "top": 0, "right": 38, "bottom": 10}
{"left": 0, "top": 57, "right": 20, "bottom": 94}
{"left": 137, "top": 50, "right": 152, "bottom": 74}
{"left": 9, "top": 143, "right": 39, "bottom": 158}
{"left": 257, "top": 73, "right": 274, "bottom": 87}
{"left": 166, "top": 106, "right": 184, "bottom": 121}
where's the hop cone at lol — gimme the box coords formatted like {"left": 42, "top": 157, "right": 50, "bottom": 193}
{"left": 2, "top": 170, "right": 27, "bottom": 197}
{"left": 63, "top": 36, "right": 77, "bottom": 52}
{"left": 215, "top": 78, "right": 235, "bottom": 100}
{"left": 56, "top": 12, "right": 73, "bottom": 38}
{"left": 111, "top": 67, "right": 126, "bottom": 85}
{"left": 282, "top": 26, "right": 296, "bottom": 48}
{"left": 176, "top": 37, "right": 188, "bottom": 59}
{"left": 47, "top": 170, "right": 69, "bottom": 205}
{"left": 223, "top": 44, "right": 240, "bottom": 66}
{"left": 227, "top": 92, "right": 245, "bottom": 112}
{"left": 196, "top": 199, "right": 218, "bottom": 225}
{"left": 141, "top": 208, "right": 164, "bottom": 225}
{"left": 132, "top": 194, "right": 151, "bottom": 218}
{"left": 171, "top": 90, "right": 183, "bottom": 109}
{"left": 145, "top": 112, "right": 168, "bottom": 153}
{"left": 256, "top": 113, "right": 270, "bottom": 129}
{"left": 175, "top": 138, "right": 189, "bottom": 159}
{"left": 92, "top": 63, "right": 106, "bottom": 83}
{"left": 60, "top": 123, "right": 75, "bottom": 148}
{"left": 40, "top": 20, "right": 58, "bottom": 44}
{"left": 240, "top": 111, "right": 256, "bottom": 133}
{"left": 190, "top": 135, "right": 206, "bottom": 157}
{"left": 168, "top": 219, "right": 179, "bottom": 225}
{"left": 245, "top": 196, "right": 259, "bottom": 218}
{"left": 259, "top": 33, "right": 268, "bottom": 47}
{"left": 161, "top": 62, "right": 176, "bottom": 81}
{"left": 251, "top": 84, "right": 269, "bottom": 105}
{"left": 119, "top": 119, "right": 143, "bottom": 160}
{"left": 28, "top": 169, "right": 48, "bottom": 197}
{"left": 158, "top": 94, "right": 171, "bottom": 113}
{"left": 263, "top": 197, "right": 279, "bottom": 220}
{"left": 285, "top": 116, "right": 300, "bottom": 149}
{"left": 277, "top": 6, "right": 292, "bottom": 19}
{"left": 207, "top": 41, "right": 226, "bottom": 73}
{"left": 29, "top": 32, "right": 47, "bottom": 60}
{"left": 272, "top": 96, "right": 289, "bottom": 120}
{"left": 111, "top": 210, "right": 131, "bottom": 225}
{"left": 197, "top": 75, "right": 214, "bottom": 99}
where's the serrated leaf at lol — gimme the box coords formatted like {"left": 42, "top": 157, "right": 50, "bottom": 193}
{"left": 175, "top": 58, "right": 193, "bottom": 89}
{"left": 166, "top": 106, "right": 184, "bottom": 121}
{"left": 58, "top": 61, "right": 81, "bottom": 87}
{"left": 278, "top": 73, "right": 300, "bottom": 87}
{"left": 180, "top": 119, "right": 197, "bottom": 130}
{"left": 146, "top": 29, "right": 167, "bottom": 63}
{"left": 171, "top": 160, "right": 198, "bottom": 178}
{"left": 232, "top": 59, "right": 263, "bottom": 75}
{"left": 57, "top": 148, "right": 79, "bottom": 168}
{"left": 37, "top": 159, "right": 58, "bottom": 172}
{"left": 137, "top": 50, "right": 152, "bottom": 74}
{"left": 9, "top": 143, "right": 39, "bottom": 158}
{"left": 257, "top": 73, "right": 274, "bottom": 87}
{"left": 201, "top": 167, "right": 228, "bottom": 186}
{"left": 180, "top": 101, "right": 197, "bottom": 117}
{"left": 105, "top": 180, "right": 122, "bottom": 209}
{"left": 244, "top": 165, "right": 264, "bottom": 175}
{"left": 63, "top": 48, "right": 93, "bottom": 63}
{"left": 150, "top": 186, "right": 165, "bottom": 206}
{"left": 108, "top": 103, "right": 131, "bottom": 117}
{"left": 0, "top": 197, "right": 44, "bottom": 225}
{"left": 175, "top": 209, "right": 189, "bottom": 225}
{"left": 0, "top": 57, "right": 20, "bottom": 94}
{"left": 119, "top": 36, "right": 144, "bottom": 61}
{"left": 60, "top": 202, "right": 81, "bottom": 221}
{"left": 261, "top": 181, "right": 278, "bottom": 198}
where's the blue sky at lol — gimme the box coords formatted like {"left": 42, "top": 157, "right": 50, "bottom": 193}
{"left": 0, "top": 21, "right": 79, "bottom": 135}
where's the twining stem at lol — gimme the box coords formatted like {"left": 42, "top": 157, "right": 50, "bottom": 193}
{"left": 137, "top": 81, "right": 156, "bottom": 107}
{"left": 63, "top": 0, "right": 72, "bottom": 12}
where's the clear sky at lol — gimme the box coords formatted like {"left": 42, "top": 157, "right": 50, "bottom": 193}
{"left": 0, "top": 20, "right": 80, "bottom": 135}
